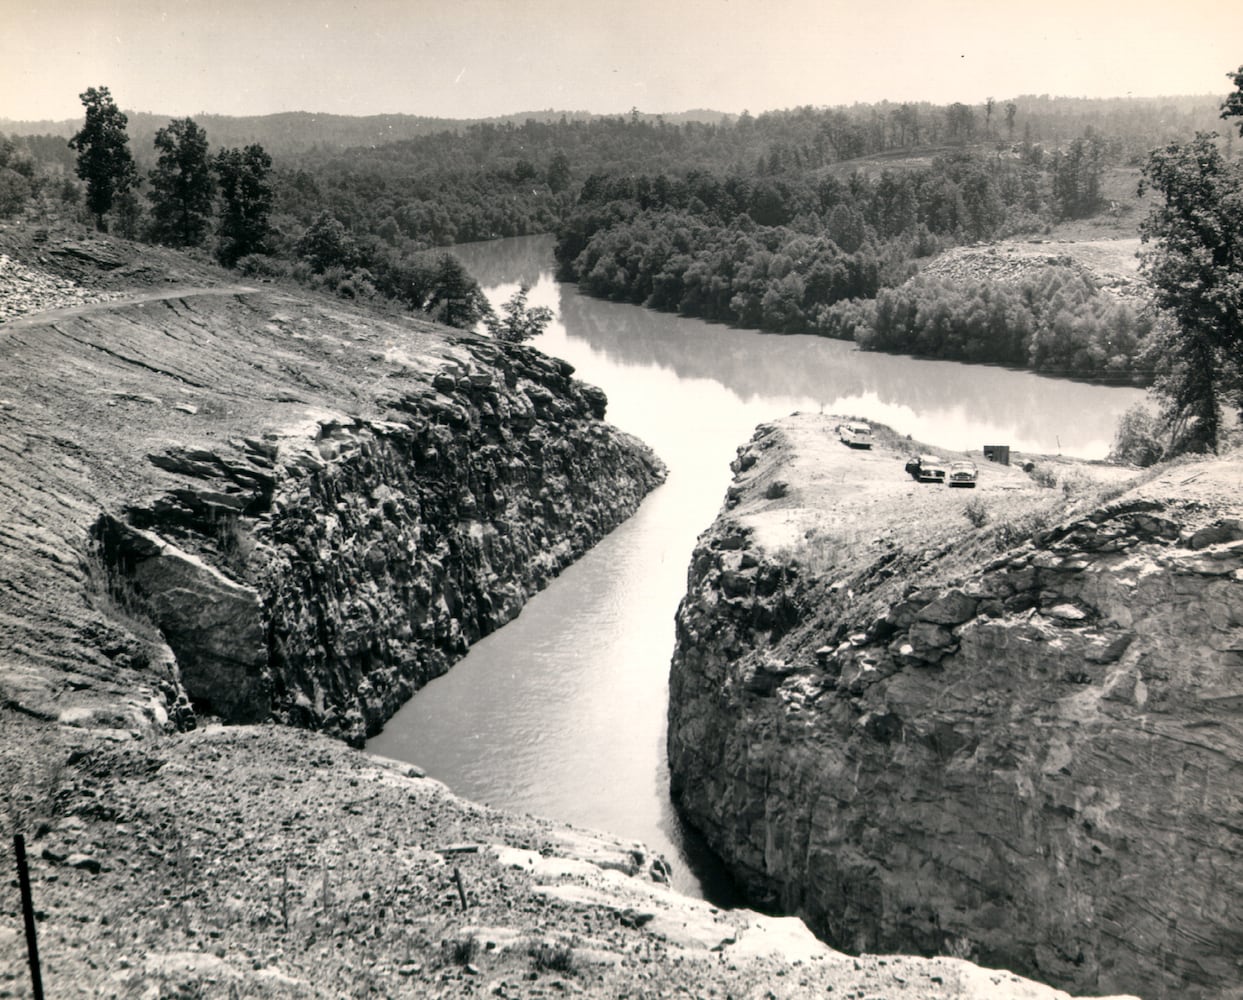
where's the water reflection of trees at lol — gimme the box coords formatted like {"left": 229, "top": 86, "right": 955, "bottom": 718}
{"left": 457, "top": 236, "right": 1144, "bottom": 454}
{"left": 454, "top": 235, "right": 553, "bottom": 290}
{"left": 555, "top": 280, "right": 1142, "bottom": 452}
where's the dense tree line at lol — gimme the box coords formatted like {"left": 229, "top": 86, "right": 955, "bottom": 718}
{"left": 550, "top": 145, "right": 1130, "bottom": 351}
{"left": 4, "top": 84, "right": 1232, "bottom": 354}
{"left": 5, "top": 91, "right": 1225, "bottom": 237}
{"left": 3, "top": 93, "right": 1222, "bottom": 163}
{"left": 854, "top": 267, "right": 1153, "bottom": 381}
{"left": 7, "top": 90, "right": 1221, "bottom": 251}
{"left": 260, "top": 96, "right": 1208, "bottom": 253}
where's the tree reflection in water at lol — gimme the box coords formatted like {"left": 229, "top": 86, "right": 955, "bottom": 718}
{"left": 379, "top": 237, "right": 1148, "bottom": 904}
{"left": 456, "top": 235, "right": 1144, "bottom": 458}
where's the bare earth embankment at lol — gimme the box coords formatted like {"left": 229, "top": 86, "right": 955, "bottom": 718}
{"left": 919, "top": 238, "right": 1144, "bottom": 303}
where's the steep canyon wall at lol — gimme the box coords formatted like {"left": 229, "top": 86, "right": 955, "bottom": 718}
{"left": 668, "top": 416, "right": 1243, "bottom": 999}
{"left": 0, "top": 285, "right": 663, "bottom": 744}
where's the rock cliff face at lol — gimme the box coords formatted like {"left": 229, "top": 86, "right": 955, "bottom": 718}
{"left": 97, "top": 339, "right": 663, "bottom": 742}
{"left": 0, "top": 276, "right": 662, "bottom": 745}
{"left": 668, "top": 415, "right": 1243, "bottom": 1000}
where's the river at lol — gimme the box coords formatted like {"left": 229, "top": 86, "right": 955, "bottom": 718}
{"left": 366, "top": 234, "right": 1147, "bottom": 900}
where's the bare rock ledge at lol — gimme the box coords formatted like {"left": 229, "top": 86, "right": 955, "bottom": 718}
{"left": 669, "top": 412, "right": 1243, "bottom": 1000}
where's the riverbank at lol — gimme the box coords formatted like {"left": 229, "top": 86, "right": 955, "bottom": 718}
{"left": 668, "top": 412, "right": 1243, "bottom": 999}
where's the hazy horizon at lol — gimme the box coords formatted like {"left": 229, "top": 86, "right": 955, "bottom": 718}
{"left": 3, "top": 0, "right": 1240, "bottom": 124}
{"left": 0, "top": 92, "right": 1229, "bottom": 131}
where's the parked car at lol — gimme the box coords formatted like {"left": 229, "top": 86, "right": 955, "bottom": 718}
{"left": 905, "top": 455, "right": 947, "bottom": 482}
{"left": 949, "top": 460, "right": 978, "bottom": 487}
{"left": 837, "top": 421, "right": 873, "bottom": 448}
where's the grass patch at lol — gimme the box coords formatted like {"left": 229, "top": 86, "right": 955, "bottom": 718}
{"left": 528, "top": 938, "right": 576, "bottom": 974}
{"left": 442, "top": 933, "right": 480, "bottom": 966}
{"left": 962, "top": 497, "right": 989, "bottom": 528}
{"left": 0, "top": 709, "right": 69, "bottom": 840}
{"left": 992, "top": 510, "right": 1053, "bottom": 552}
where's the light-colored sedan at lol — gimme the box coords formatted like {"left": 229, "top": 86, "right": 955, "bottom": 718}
{"left": 948, "top": 460, "right": 979, "bottom": 487}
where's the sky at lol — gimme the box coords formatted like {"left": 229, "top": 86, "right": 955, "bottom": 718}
{"left": 2, "top": 0, "right": 1241, "bottom": 123}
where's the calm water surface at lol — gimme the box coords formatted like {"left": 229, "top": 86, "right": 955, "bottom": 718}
{"left": 367, "top": 235, "right": 1146, "bottom": 899}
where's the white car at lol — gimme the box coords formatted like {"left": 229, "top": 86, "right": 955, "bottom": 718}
{"left": 837, "top": 422, "right": 873, "bottom": 448}
{"left": 949, "top": 460, "right": 978, "bottom": 487}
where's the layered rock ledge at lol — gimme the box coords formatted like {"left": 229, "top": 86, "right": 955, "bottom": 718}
{"left": 0, "top": 262, "right": 662, "bottom": 743}
{"left": 669, "top": 413, "right": 1243, "bottom": 1000}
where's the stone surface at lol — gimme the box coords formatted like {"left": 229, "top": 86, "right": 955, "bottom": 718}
{"left": 668, "top": 415, "right": 1243, "bottom": 1000}
{"left": 0, "top": 247, "right": 661, "bottom": 746}
{"left": 0, "top": 250, "right": 124, "bottom": 321}
{"left": 0, "top": 716, "right": 1138, "bottom": 1000}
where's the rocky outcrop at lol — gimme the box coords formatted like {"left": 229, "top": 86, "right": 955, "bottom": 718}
{"left": 668, "top": 415, "right": 1243, "bottom": 999}
{"left": 0, "top": 714, "right": 1140, "bottom": 1000}
{"left": 88, "top": 337, "right": 665, "bottom": 744}
{"left": 0, "top": 251, "right": 123, "bottom": 321}
{"left": 0, "top": 273, "right": 661, "bottom": 745}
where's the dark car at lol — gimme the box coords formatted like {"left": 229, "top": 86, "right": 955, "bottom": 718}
{"left": 905, "top": 455, "right": 947, "bottom": 483}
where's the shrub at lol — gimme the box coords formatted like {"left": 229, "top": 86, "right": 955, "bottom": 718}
{"left": 528, "top": 939, "right": 575, "bottom": 974}
{"left": 234, "top": 253, "right": 285, "bottom": 278}
{"left": 1027, "top": 463, "right": 1059, "bottom": 488}
{"left": 962, "top": 497, "right": 989, "bottom": 527}
{"left": 442, "top": 934, "right": 479, "bottom": 966}
{"left": 1109, "top": 403, "right": 1166, "bottom": 467}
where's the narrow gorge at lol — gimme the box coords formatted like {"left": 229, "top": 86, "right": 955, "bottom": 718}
{"left": 0, "top": 240, "right": 664, "bottom": 744}
{"left": 668, "top": 414, "right": 1243, "bottom": 1000}
{"left": 0, "top": 232, "right": 1165, "bottom": 997}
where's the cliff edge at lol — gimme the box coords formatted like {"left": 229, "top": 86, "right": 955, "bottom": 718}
{"left": 0, "top": 229, "right": 664, "bottom": 744}
{"left": 669, "top": 413, "right": 1243, "bottom": 999}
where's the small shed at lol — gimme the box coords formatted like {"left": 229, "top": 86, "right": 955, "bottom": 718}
{"left": 983, "top": 444, "right": 1011, "bottom": 466}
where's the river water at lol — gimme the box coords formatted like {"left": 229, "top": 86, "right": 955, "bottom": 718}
{"left": 367, "top": 234, "right": 1146, "bottom": 900}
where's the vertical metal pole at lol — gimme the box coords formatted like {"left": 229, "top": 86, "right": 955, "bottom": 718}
{"left": 14, "top": 834, "right": 45, "bottom": 1000}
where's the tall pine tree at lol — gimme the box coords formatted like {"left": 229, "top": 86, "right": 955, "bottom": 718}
{"left": 215, "top": 144, "right": 274, "bottom": 266}
{"left": 68, "top": 86, "right": 137, "bottom": 231}
{"left": 149, "top": 118, "right": 215, "bottom": 247}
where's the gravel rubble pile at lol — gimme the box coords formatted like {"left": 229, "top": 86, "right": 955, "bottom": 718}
{"left": 919, "top": 241, "right": 1148, "bottom": 302}
{"left": 0, "top": 252, "right": 124, "bottom": 323}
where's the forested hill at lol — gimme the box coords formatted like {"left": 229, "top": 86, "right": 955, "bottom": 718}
{"left": 2, "top": 90, "right": 1231, "bottom": 386}
{"left": 0, "top": 108, "right": 731, "bottom": 159}
{"left": 5, "top": 92, "right": 1225, "bottom": 170}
